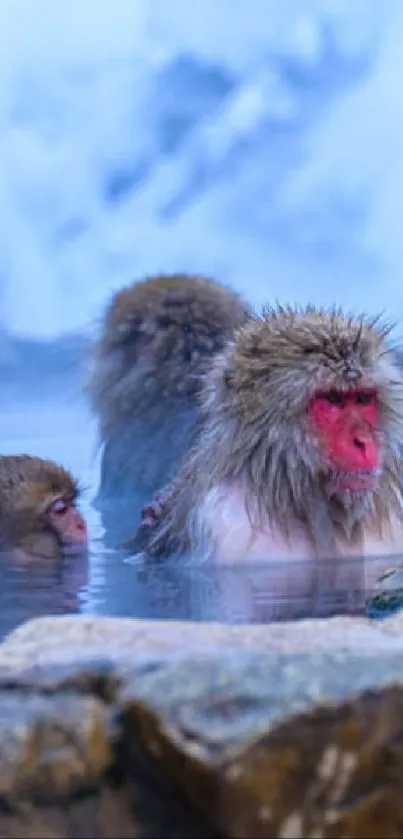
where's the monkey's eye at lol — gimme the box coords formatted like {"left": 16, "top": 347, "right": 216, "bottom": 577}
{"left": 48, "top": 498, "right": 70, "bottom": 516}
{"left": 321, "top": 390, "right": 345, "bottom": 406}
{"left": 354, "top": 390, "right": 376, "bottom": 405}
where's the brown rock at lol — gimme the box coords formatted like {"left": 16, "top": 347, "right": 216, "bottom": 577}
{"left": 4, "top": 620, "right": 403, "bottom": 836}
{"left": 0, "top": 655, "right": 215, "bottom": 838}
{"left": 0, "top": 658, "right": 122, "bottom": 703}
{"left": 117, "top": 651, "right": 403, "bottom": 837}
{"left": 0, "top": 692, "right": 111, "bottom": 804}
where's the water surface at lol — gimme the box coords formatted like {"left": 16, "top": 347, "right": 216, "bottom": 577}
{"left": 0, "top": 371, "right": 394, "bottom": 640}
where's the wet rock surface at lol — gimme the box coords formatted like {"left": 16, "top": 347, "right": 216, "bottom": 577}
{"left": 1, "top": 617, "right": 403, "bottom": 835}
{"left": 3, "top": 613, "right": 403, "bottom": 671}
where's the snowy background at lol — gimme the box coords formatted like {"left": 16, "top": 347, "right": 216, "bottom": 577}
{"left": 0, "top": 0, "right": 402, "bottom": 343}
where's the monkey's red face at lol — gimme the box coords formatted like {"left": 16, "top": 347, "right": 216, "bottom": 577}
{"left": 309, "top": 388, "right": 380, "bottom": 492}
{"left": 46, "top": 497, "right": 88, "bottom": 556}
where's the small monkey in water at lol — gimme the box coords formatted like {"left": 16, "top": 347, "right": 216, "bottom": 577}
{"left": 127, "top": 305, "right": 403, "bottom": 616}
{"left": 0, "top": 455, "right": 88, "bottom": 562}
{"left": 87, "top": 273, "right": 252, "bottom": 541}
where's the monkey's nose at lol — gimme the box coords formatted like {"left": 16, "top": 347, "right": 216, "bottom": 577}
{"left": 350, "top": 431, "right": 378, "bottom": 469}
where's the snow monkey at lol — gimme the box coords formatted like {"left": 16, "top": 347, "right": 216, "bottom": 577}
{"left": 87, "top": 273, "right": 252, "bottom": 543}
{"left": 126, "top": 305, "right": 403, "bottom": 618}
{"left": 0, "top": 455, "right": 88, "bottom": 562}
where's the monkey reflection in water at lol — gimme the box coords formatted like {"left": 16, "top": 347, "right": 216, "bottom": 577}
{"left": 127, "top": 304, "right": 403, "bottom": 622}
{"left": 0, "top": 455, "right": 89, "bottom": 635}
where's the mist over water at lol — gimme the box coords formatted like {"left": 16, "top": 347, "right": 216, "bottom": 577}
{"left": 0, "top": 2, "right": 402, "bottom": 635}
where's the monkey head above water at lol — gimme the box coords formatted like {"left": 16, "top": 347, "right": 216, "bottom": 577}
{"left": 87, "top": 272, "right": 252, "bottom": 539}
{"left": 0, "top": 455, "right": 88, "bottom": 562}
{"left": 128, "top": 304, "right": 403, "bottom": 597}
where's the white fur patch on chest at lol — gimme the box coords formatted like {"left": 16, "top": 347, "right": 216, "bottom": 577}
{"left": 201, "top": 481, "right": 311, "bottom": 563}
{"left": 199, "top": 480, "right": 403, "bottom": 597}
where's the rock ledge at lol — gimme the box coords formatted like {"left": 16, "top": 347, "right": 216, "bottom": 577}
{"left": 0, "top": 614, "right": 402, "bottom": 836}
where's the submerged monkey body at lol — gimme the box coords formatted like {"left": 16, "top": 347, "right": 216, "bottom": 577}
{"left": 130, "top": 305, "right": 403, "bottom": 590}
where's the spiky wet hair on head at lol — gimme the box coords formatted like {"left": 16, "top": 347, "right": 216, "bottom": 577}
{"left": 203, "top": 304, "right": 403, "bottom": 436}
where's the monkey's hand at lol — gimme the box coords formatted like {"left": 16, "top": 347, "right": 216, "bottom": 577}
{"left": 140, "top": 488, "right": 170, "bottom": 529}
{"left": 121, "top": 487, "right": 172, "bottom": 556}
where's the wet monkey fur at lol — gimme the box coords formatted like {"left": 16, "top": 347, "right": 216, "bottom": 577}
{"left": 87, "top": 273, "right": 252, "bottom": 542}
{"left": 128, "top": 305, "right": 403, "bottom": 616}
{"left": 0, "top": 455, "right": 88, "bottom": 562}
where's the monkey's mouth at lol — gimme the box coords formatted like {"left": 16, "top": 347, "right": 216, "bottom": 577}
{"left": 335, "top": 470, "right": 380, "bottom": 492}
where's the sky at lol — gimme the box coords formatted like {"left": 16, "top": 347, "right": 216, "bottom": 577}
{"left": 0, "top": 0, "right": 402, "bottom": 341}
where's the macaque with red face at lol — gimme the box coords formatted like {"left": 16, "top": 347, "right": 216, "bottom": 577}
{"left": 126, "top": 305, "right": 403, "bottom": 618}
{"left": 87, "top": 272, "right": 252, "bottom": 544}
{"left": 0, "top": 455, "right": 88, "bottom": 562}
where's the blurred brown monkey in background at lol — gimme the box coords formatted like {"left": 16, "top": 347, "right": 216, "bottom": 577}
{"left": 87, "top": 272, "right": 252, "bottom": 543}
